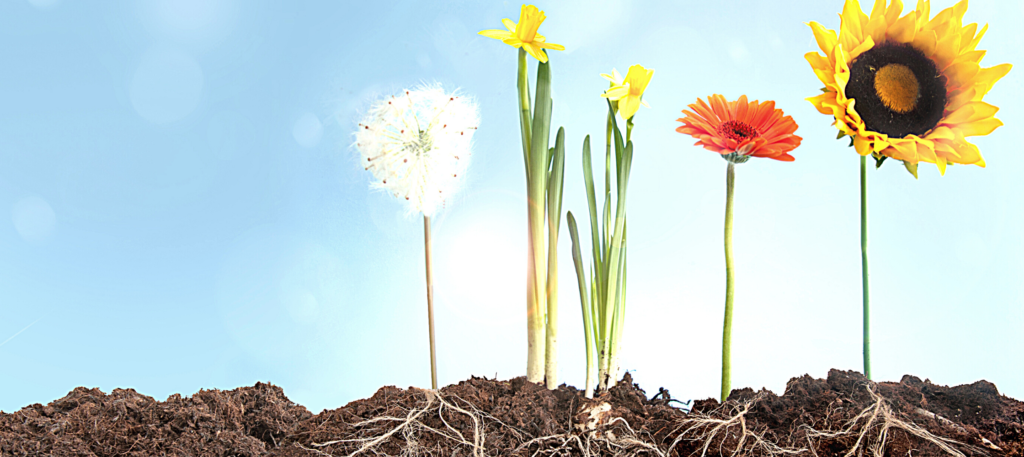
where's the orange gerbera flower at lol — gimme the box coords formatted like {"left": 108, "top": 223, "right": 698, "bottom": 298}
{"left": 676, "top": 95, "right": 802, "bottom": 162}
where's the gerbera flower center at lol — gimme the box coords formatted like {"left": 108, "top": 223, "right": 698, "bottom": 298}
{"left": 845, "top": 42, "right": 946, "bottom": 138}
{"left": 873, "top": 64, "right": 919, "bottom": 114}
{"left": 717, "top": 120, "right": 759, "bottom": 141}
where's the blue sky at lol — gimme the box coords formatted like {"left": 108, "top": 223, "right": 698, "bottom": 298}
{"left": 1, "top": 0, "right": 1021, "bottom": 414}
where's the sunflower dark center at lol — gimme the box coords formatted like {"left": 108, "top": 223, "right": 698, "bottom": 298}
{"left": 718, "top": 120, "right": 759, "bottom": 141}
{"left": 845, "top": 42, "right": 946, "bottom": 138}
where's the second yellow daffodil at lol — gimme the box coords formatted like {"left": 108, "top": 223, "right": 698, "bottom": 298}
{"left": 601, "top": 64, "right": 654, "bottom": 121}
{"left": 478, "top": 4, "right": 564, "bottom": 63}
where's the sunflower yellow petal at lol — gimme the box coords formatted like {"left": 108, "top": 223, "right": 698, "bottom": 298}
{"left": 888, "top": 10, "right": 918, "bottom": 43}
{"left": 956, "top": 117, "right": 1003, "bottom": 137}
{"left": 808, "top": 22, "right": 839, "bottom": 55}
{"left": 943, "top": 101, "right": 999, "bottom": 125}
{"left": 933, "top": 28, "right": 961, "bottom": 70}
{"left": 915, "top": 0, "right": 930, "bottom": 29}
{"left": 806, "top": 92, "right": 838, "bottom": 115}
{"left": 848, "top": 35, "right": 876, "bottom": 61}
{"left": 926, "top": 126, "right": 957, "bottom": 141}
{"left": 911, "top": 29, "right": 937, "bottom": 57}
{"left": 949, "top": 137, "right": 984, "bottom": 165}
{"left": 944, "top": 61, "right": 981, "bottom": 89}
{"left": 885, "top": 0, "right": 904, "bottom": 26}
{"left": 854, "top": 134, "right": 873, "bottom": 156}
{"left": 841, "top": 0, "right": 869, "bottom": 41}
{"left": 868, "top": 0, "right": 886, "bottom": 21}
{"left": 975, "top": 63, "right": 1012, "bottom": 97}
{"left": 963, "top": 23, "right": 988, "bottom": 53}
{"left": 935, "top": 156, "right": 947, "bottom": 175}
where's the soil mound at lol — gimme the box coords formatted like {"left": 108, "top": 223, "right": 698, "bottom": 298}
{"left": 2, "top": 369, "right": 1020, "bottom": 456}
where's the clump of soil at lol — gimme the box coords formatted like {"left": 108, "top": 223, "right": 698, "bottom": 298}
{"left": 2, "top": 369, "right": 1021, "bottom": 456}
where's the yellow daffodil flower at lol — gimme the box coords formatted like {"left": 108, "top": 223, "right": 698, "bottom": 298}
{"left": 478, "top": 4, "right": 565, "bottom": 63}
{"left": 601, "top": 64, "right": 653, "bottom": 120}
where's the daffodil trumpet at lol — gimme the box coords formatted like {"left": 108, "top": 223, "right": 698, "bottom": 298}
{"left": 805, "top": 0, "right": 1011, "bottom": 380}
{"left": 480, "top": 5, "right": 566, "bottom": 388}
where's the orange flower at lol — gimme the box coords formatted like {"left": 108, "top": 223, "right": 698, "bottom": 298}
{"left": 676, "top": 95, "right": 802, "bottom": 162}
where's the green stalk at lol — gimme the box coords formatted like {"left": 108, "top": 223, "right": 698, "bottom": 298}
{"left": 568, "top": 212, "right": 596, "bottom": 398}
{"left": 600, "top": 141, "right": 632, "bottom": 389}
{"left": 721, "top": 162, "right": 736, "bottom": 402}
{"left": 517, "top": 49, "right": 532, "bottom": 180}
{"left": 423, "top": 215, "right": 437, "bottom": 390}
{"left": 545, "top": 128, "right": 566, "bottom": 389}
{"left": 525, "top": 60, "right": 553, "bottom": 384}
{"left": 861, "top": 155, "right": 871, "bottom": 380}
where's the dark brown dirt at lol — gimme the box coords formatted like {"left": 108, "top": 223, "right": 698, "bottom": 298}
{"left": 2, "top": 369, "right": 1021, "bottom": 456}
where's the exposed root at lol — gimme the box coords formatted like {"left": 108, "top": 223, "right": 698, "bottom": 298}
{"left": 665, "top": 393, "right": 806, "bottom": 457}
{"left": 802, "top": 384, "right": 990, "bottom": 457}
{"left": 295, "top": 383, "right": 990, "bottom": 456}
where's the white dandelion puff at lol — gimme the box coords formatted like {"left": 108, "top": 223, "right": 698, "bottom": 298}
{"left": 354, "top": 84, "right": 479, "bottom": 217}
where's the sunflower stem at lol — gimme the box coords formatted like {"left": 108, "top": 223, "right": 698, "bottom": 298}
{"left": 423, "top": 215, "right": 438, "bottom": 390}
{"left": 721, "top": 162, "right": 736, "bottom": 402}
{"left": 860, "top": 155, "right": 871, "bottom": 381}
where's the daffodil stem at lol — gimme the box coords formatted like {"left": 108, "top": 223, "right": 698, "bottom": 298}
{"left": 860, "top": 155, "right": 871, "bottom": 381}
{"left": 423, "top": 214, "right": 438, "bottom": 390}
{"left": 722, "top": 162, "right": 736, "bottom": 403}
{"left": 517, "top": 49, "right": 532, "bottom": 180}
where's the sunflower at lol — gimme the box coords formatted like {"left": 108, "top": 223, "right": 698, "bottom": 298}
{"left": 806, "top": 0, "right": 1011, "bottom": 176}
{"left": 676, "top": 94, "right": 802, "bottom": 163}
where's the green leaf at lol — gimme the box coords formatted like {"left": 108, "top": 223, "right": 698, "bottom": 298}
{"left": 874, "top": 154, "right": 887, "bottom": 169}
{"left": 581, "top": 136, "right": 605, "bottom": 323}
{"left": 567, "top": 212, "right": 596, "bottom": 392}
{"left": 836, "top": 130, "right": 846, "bottom": 140}
{"left": 529, "top": 61, "right": 553, "bottom": 184}
{"left": 902, "top": 160, "right": 919, "bottom": 179}
{"left": 548, "top": 127, "right": 566, "bottom": 233}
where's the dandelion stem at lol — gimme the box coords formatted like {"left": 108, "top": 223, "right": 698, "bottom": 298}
{"left": 860, "top": 155, "right": 871, "bottom": 381}
{"left": 423, "top": 214, "right": 438, "bottom": 390}
{"left": 722, "top": 162, "right": 736, "bottom": 402}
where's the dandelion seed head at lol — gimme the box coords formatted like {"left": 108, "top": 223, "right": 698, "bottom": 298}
{"left": 354, "top": 84, "right": 479, "bottom": 217}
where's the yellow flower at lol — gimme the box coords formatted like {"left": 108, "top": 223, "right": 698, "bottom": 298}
{"left": 478, "top": 4, "right": 565, "bottom": 63}
{"left": 806, "top": 0, "right": 1011, "bottom": 176}
{"left": 601, "top": 64, "right": 654, "bottom": 121}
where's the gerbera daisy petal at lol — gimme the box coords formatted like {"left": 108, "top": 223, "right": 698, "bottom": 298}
{"left": 677, "top": 95, "right": 800, "bottom": 163}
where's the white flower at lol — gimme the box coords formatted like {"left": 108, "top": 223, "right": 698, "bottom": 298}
{"left": 355, "top": 84, "right": 479, "bottom": 217}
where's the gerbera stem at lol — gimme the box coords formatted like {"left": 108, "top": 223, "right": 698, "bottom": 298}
{"left": 721, "top": 162, "right": 736, "bottom": 402}
{"left": 860, "top": 155, "right": 871, "bottom": 381}
{"left": 423, "top": 214, "right": 438, "bottom": 390}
